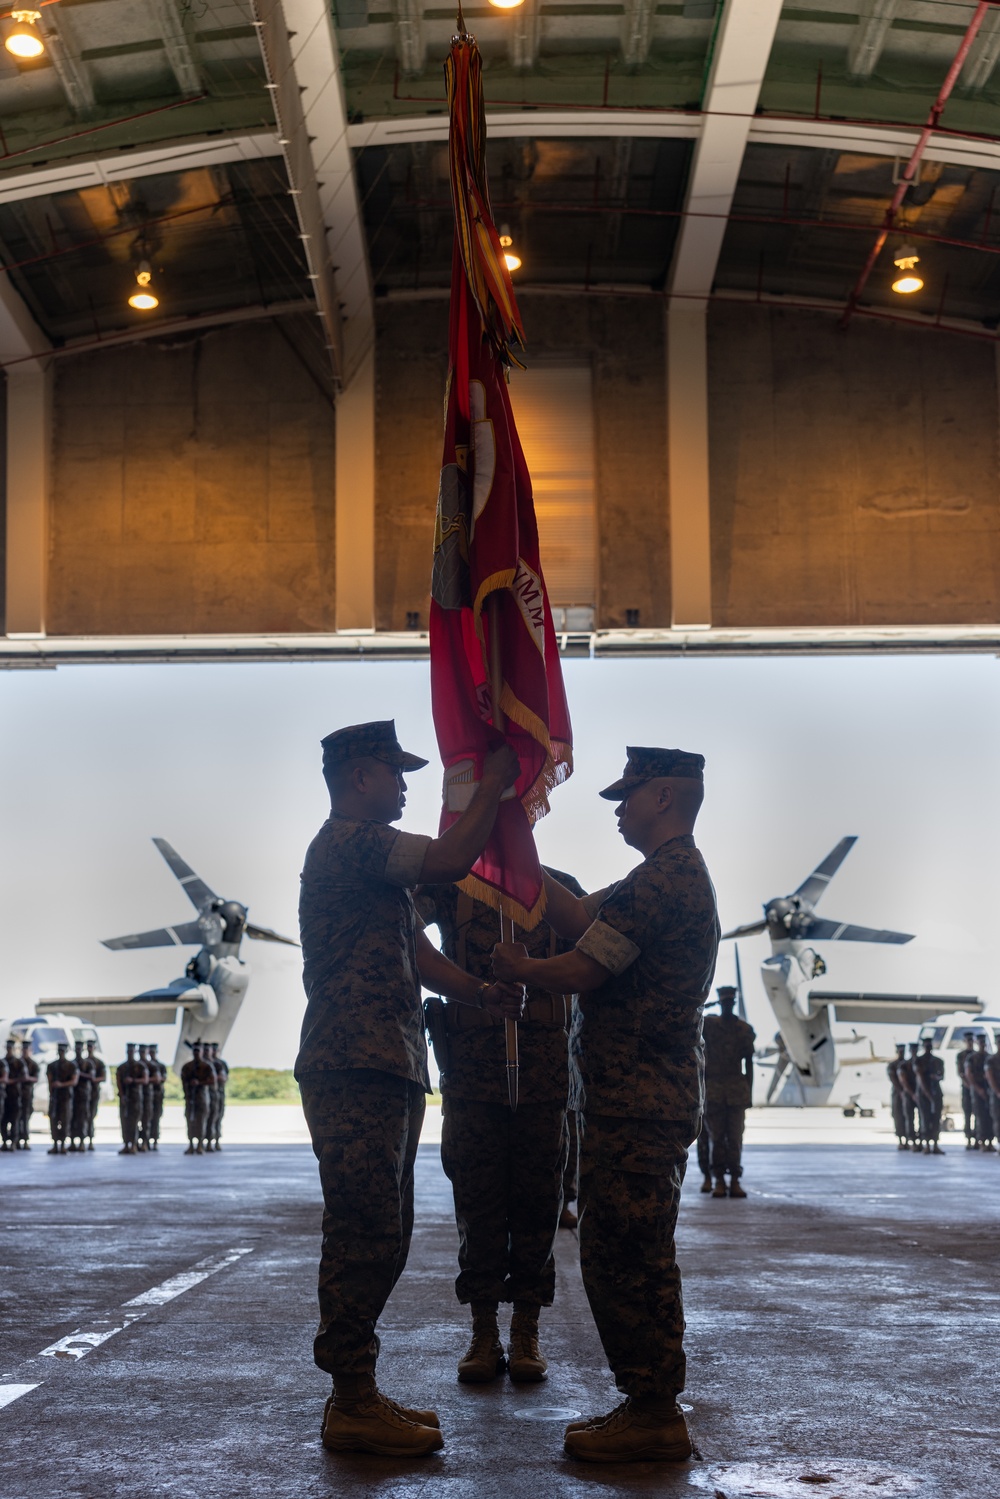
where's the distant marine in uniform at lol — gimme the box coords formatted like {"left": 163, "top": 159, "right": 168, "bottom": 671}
{"left": 47, "top": 1042, "right": 79, "bottom": 1155}
{"left": 86, "top": 1040, "right": 106, "bottom": 1150}
{"left": 117, "top": 1043, "right": 148, "bottom": 1156}
{"left": 146, "top": 1043, "right": 166, "bottom": 1151}
{"left": 416, "top": 866, "right": 586, "bottom": 1388}
{"left": 984, "top": 1044, "right": 1000, "bottom": 1149}
{"left": 20, "top": 1039, "right": 39, "bottom": 1148}
{"left": 494, "top": 745, "right": 719, "bottom": 1464}
{"left": 2, "top": 1038, "right": 24, "bottom": 1151}
{"left": 898, "top": 1042, "right": 920, "bottom": 1149}
{"left": 887, "top": 1043, "right": 908, "bottom": 1149}
{"left": 964, "top": 1035, "right": 995, "bottom": 1151}
{"left": 703, "top": 985, "right": 755, "bottom": 1198}
{"left": 955, "top": 1031, "right": 977, "bottom": 1149}
{"left": 209, "top": 1043, "right": 228, "bottom": 1149}
{"left": 181, "top": 1042, "right": 215, "bottom": 1155}
{"left": 912, "top": 1036, "right": 945, "bottom": 1155}
{"left": 69, "top": 1040, "right": 93, "bottom": 1153}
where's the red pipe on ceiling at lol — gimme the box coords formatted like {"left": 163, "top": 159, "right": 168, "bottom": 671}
{"left": 840, "top": 0, "right": 997, "bottom": 328}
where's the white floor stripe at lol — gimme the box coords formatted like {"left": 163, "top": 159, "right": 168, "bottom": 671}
{"left": 36, "top": 1247, "right": 254, "bottom": 1363}
{"left": 0, "top": 1385, "right": 40, "bottom": 1409}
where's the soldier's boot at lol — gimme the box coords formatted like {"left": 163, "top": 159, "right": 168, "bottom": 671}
{"left": 507, "top": 1305, "right": 547, "bottom": 1383}
{"left": 700, "top": 1174, "right": 713, "bottom": 1193}
{"left": 457, "top": 1304, "right": 506, "bottom": 1383}
{"left": 711, "top": 1178, "right": 728, "bottom": 1198}
{"left": 48, "top": 1144, "right": 59, "bottom": 1154}
{"left": 322, "top": 1378, "right": 443, "bottom": 1458}
{"left": 728, "top": 1178, "right": 747, "bottom": 1198}
{"left": 196, "top": 1143, "right": 205, "bottom": 1154}
{"left": 564, "top": 1398, "right": 692, "bottom": 1464}
{"left": 184, "top": 1143, "right": 195, "bottom": 1155}
{"left": 931, "top": 1143, "right": 945, "bottom": 1154}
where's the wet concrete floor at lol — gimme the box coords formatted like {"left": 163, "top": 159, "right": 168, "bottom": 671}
{"left": 1, "top": 1141, "right": 997, "bottom": 1499}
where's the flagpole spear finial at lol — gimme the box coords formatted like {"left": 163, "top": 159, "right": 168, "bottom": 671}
{"left": 456, "top": 1, "right": 467, "bottom": 34}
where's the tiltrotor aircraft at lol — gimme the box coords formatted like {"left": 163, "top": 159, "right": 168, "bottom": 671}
{"left": 39, "top": 839, "right": 298, "bottom": 1072}
{"left": 723, "top": 837, "right": 981, "bottom": 1108}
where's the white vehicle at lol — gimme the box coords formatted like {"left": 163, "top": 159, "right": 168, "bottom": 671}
{"left": 1, "top": 1013, "right": 114, "bottom": 1114}
{"left": 725, "top": 838, "right": 982, "bottom": 1111}
{"left": 41, "top": 839, "right": 297, "bottom": 1073}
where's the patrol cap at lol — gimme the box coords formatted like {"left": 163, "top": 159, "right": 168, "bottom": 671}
{"left": 717, "top": 985, "right": 737, "bottom": 999}
{"left": 599, "top": 746, "right": 705, "bottom": 800}
{"left": 321, "top": 719, "right": 429, "bottom": 775}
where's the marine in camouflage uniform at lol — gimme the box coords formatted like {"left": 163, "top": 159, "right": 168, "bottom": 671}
{"left": 209, "top": 1044, "right": 228, "bottom": 1148}
{"left": 181, "top": 1044, "right": 214, "bottom": 1154}
{"left": 146, "top": 1043, "right": 166, "bottom": 1150}
{"left": 86, "top": 1041, "right": 106, "bottom": 1149}
{"left": 70, "top": 1041, "right": 93, "bottom": 1152}
{"left": 964, "top": 1036, "right": 995, "bottom": 1150}
{"left": 19, "top": 1043, "right": 39, "bottom": 1148}
{"left": 703, "top": 985, "right": 755, "bottom": 1196}
{"left": 887, "top": 1043, "right": 908, "bottom": 1149}
{"left": 137, "top": 1045, "right": 155, "bottom": 1151}
{"left": 415, "top": 867, "right": 586, "bottom": 1385}
{"left": 296, "top": 720, "right": 521, "bottom": 1459}
{"left": 1, "top": 1039, "right": 22, "bottom": 1150}
{"left": 494, "top": 746, "right": 719, "bottom": 1464}
{"left": 913, "top": 1038, "right": 945, "bottom": 1154}
{"left": 984, "top": 1047, "right": 1000, "bottom": 1146}
{"left": 117, "top": 1044, "right": 148, "bottom": 1155}
{"left": 47, "top": 1043, "right": 79, "bottom": 1154}
{"left": 203, "top": 1046, "right": 220, "bottom": 1152}
{"left": 955, "top": 1032, "right": 977, "bottom": 1149}
{"left": 898, "top": 1044, "right": 920, "bottom": 1148}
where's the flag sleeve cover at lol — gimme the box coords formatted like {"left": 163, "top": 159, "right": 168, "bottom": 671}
{"left": 429, "top": 33, "right": 573, "bottom": 931}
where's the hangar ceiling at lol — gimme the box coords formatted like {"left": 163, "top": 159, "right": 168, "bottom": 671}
{"left": 1, "top": 0, "right": 1000, "bottom": 352}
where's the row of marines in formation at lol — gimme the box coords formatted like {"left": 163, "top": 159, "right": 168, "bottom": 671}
{"left": 887, "top": 1033, "right": 1000, "bottom": 1152}
{"left": 0, "top": 1036, "right": 228, "bottom": 1153}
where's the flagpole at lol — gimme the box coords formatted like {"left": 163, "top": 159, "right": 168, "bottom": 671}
{"left": 488, "top": 591, "right": 519, "bottom": 1113}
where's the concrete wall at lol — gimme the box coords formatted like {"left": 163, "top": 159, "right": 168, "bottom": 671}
{"left": 708, "top": 305, "right": 1000, "bottom": 626}
{"left": 47, "top": 323, "right": 336, "bottom": 636}
{"left": 374, "top": 294, "right": 670, "bottom": 632}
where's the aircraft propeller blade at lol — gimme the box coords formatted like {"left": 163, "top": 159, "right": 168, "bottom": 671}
{"left": 245, "top": 922, "right": 299, "bottom": 947}
{"left": 804, "top": 917, "right": 913, "bottom": 945}
{"left": 152, "top": 838, "right": 218, "bottom": 911}
{"left": 102, "top": 921, "right": 204, "bottom": 950}
{"left": 734, "top": 944, "right": 747, "bottom": 1022}
{"left": 721, "top": 919, "right": 767, "bottom": 940}
{"left": 793, "top": 836, "right": 857, "bottom": 907}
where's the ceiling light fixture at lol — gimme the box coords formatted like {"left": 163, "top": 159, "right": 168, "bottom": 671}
{"left": 488, "top": 0, "right": 525, "bottom": 9}
{"left": 498, "top": 224, "right": 521, "bottom": 273}
{"left": 5, "top": 9, "right": 44, "bottom": 58}
{"left": 128, "top": 260, "right": 159, "bottom": 311}
{"left": 891, "top": 244, "right": 923, "bottom": 295}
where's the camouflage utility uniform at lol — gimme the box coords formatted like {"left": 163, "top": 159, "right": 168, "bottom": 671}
{"left": 88, "top": 1049, "right": 106, "bottom": 1147}
{"left": 181, "top": 1051, "right": 216, "bottom": 1150}
{"left": 964, "top": 1049, "right": 994, "bottom": 1147}
{"left": 117, "top": 1053, "right": 149, "bottom": 1152}
{"left": 703, "top": 1011, "right": 755, "bottom": 1182}
{"left": 415, "top": 869, "right": 584, "bottom": 1312}
{"left": 2, "top": 1047, "right": 24, "bottom": 1149}
{"left": 573, "top": 833, "right": 719, "bottom": 1403}
{"left": 913, "top": 1048, "right": 945, "bottom": 1148}
{"left": 71, "top": 1044, "right": 94, "bottom": 1150}
{"left": 146, "top": 1049, "right": 166, "bottom": 1149}
{"left": 297, "top": 813, "right": 432, "bottom": 1382}
{"left": 898, "top": 1052, "right": 919, "bottom": 1146}
{"left": 887, "top": 1054, "right": 907, "bottom": 1145}
{"left": 0, "top": 1053, "right": 10, "bottom": 1149}
{"left": 985, "top": 1051, "right": 1000, "bottom": 1141}
{"left": 211, "top": 1049, "right": 229, "bottom": 1147}
{"left": 19, "top": 1050, "right": 38, "bottom": 1146}
{"left": 48, "top": 1054, "right": 80, "bottom": 1148}
{"left": 955, "top": 1041, "right": 976, "bottom": 1146}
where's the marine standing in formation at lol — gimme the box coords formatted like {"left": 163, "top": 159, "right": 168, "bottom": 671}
{"left": 702, "top": 985, "right": 755, "bottom": 1198}
{"left": 208, "top": 1043, "right": 228, "bottom": 1149}
{"left": 117, "top": 1042, "right": 148, "bottom": 1155}
{"left": 181, "top": 1042, "right": 216, "bottom": 1154}
{"left": 20, "top": 1040, "right": 38, "bottom": 1147}
{"left": 69, "top": 1040, "right": 94, "bottom": 1152}
{"left": 984, "top": 1044, "right": 1000, "bottom": 1148}
{"left": 964, "top": 1035, "right": 995, "bottom": 1150}
{"left": 955, "top": 1031, "right": 977, "bottom": 1148}
{"left": 47, "top": 1042, "right": 79, "bottom": 1154}
{"left": 912, "top": 1036, "right": 945, "bottom": 1155}
{"left": 144, "top": 1043, "right": 167, "bottom": 1150}
{"left": 887, "top": 1043, "right": 908, "bottom": 1148}
{"left": 495, "top": 746, "right": 720, "bottom": 1463}
{"left": 416, "top": 867, "right": 585, "bottom": 1387}
{"left": 2, "top": 1038, "right": 25, "bottom": 1150}
{"left": 296, "top": 720, "right": 522, "bottom": 1459}
{"left": 86, "top": 1040, "right": 106, "bottom": 1147}
{"left": 897, "top": 1041, "right": 920, "bottom": 1148}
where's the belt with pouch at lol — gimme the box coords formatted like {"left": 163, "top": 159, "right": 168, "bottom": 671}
{"left": 443, "top": 993, "right": 571, "bottom": 1032}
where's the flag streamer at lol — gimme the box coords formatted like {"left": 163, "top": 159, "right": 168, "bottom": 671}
{"left": 429, "top": 30, "right": 573, "bottom": 931}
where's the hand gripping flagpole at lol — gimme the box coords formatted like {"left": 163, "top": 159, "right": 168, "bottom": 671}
{"left": 488, "top": 591, "right": 519, "bottom": 1113}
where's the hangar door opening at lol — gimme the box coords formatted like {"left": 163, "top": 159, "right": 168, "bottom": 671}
{"left": 508, "top": 365, "right": 596, "bottom": 627}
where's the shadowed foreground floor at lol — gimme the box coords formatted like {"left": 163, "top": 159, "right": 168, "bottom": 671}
{"left": 1, "top": 1141, "right": 997, "bottom": 1499}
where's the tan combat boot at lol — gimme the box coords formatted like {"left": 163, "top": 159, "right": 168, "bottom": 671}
{"left": 563, "top": 1399, "right": 692, "bottom": 1463}
{"left": 711, "top": 1178, "right": 727, "bottom": 1198}
{"left": 507, "top": 1305, "right": 547, "bottom": 1383}
{"left": 322, "top": 1383, "right": 444, "bottom": 1458}
{"left": 700, "top": 1175, "right": 713, "bottom": 1193}
{"left": 729, "top": 1178, "right": 747, "bottom": 1198}
{"left": 457, "top": 1304, "right": 505, "bottom": 1383}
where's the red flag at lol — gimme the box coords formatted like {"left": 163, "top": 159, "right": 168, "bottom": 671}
{"left": 429, "top": 32, "right": 573, "bottom": 931}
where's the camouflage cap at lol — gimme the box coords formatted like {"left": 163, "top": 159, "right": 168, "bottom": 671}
{"left": 598, "top": 745, "right": 705, "bottom": 800}
{"left": 321, "top": 719, "right": 429, "bottom": 774}
{"left": 717, "top": 985, "right": 737, "bottom": 999}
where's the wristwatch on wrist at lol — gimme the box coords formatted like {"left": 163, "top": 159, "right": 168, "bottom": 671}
{"left": 475, "top": 981, "right": 490, "bottom": 1009}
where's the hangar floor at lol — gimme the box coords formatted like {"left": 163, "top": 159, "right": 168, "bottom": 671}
{"left": 1, "top": 1142, "right": 996, "bottom": 1499}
